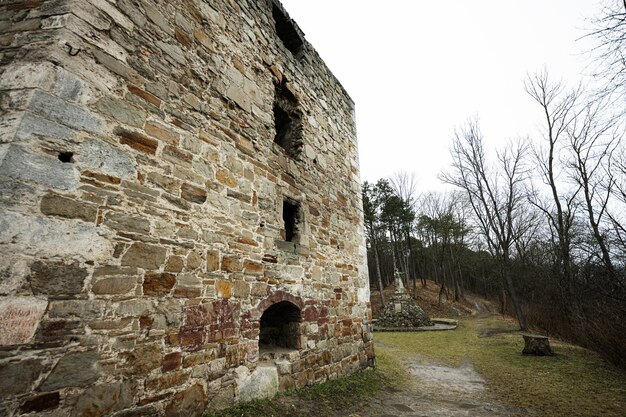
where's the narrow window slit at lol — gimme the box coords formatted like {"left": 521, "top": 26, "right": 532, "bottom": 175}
{"left": 282, "top": 200, "right": 299, "bottom": 242}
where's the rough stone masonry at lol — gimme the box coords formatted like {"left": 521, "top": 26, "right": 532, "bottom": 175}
{"left": 0, "top": 0, "right": 374, "bottom": 416}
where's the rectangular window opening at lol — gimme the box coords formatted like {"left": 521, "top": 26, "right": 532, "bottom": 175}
{"left": 272, "top": 3, "right": 304, "bottom": 57}
{"left": 282, "top": 200, "right": 300, "bottom": 242}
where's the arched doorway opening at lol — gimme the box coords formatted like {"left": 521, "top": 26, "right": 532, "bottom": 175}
{"left": 259, "top": 301, "right": 301, "bottom": 357}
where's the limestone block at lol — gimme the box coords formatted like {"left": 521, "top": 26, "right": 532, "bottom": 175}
{"left": 144, "top": 2, "right": 173, "bottom": 34}
{"left": 145, "top": 121, "right": 180, "bottom": 145}
{"left": 181, "top": 183, "right": 207, "bottom": 204}
{"left": 72, "top": 381, "right": 133, "bottom": 417}
{"left": 215, "top": 280, "right": 232, "bottom": 299}
{"left": 0, "top": 145, "right": 78, "bottom": 190}
{"left": 104, "top": 212, "right": 150, "bottom": 235}
{"left": 226, "top": 84, "right": 251, "bottom": 113}
{"left": 96, "top": 96, "right": 146, "bottom": 127}
{"left": 231, "top": 280, "right": 250, "bottom": 298}
{"left": 41, "top": 193, "right": 98, "bottom": 222}
{"left": 156, "top": 299, "right": 183, "bottom": 326}
{"left": 81, "top": 138, "right": 137, "bottom": 179}
{"left": 132, "top": 343, "right": 163, "bottom": 375}
{"left": 121, "top": 242, "right": 167, "bottom": 269}
{"left": 117, "top": 0, "right": 148, "bottom": 28}
{"left": 0, "top": 257, "right": 29, "bottom": 295}
{"left": 15, "top": 112, "right": 76, "bottom": 142}
{"left": 165, "top": 383, "right": 208, "bottom": 417}
{"left": 27, "top": 90, "right": 102, "bottom": 134}
{"left": 28, "top": 260, "right": 88, "bottom": 297}
{"left": 165, "top": 255, "right": 185, "bottom": 273}
{"left": 0, "top": 358, "right": 46, "bottom": 398}
{"left": 162, "top": 352, "right": 182, "bottom": 372}
{"left": 52, "top": 69, "right": 85, "bottom": 102}
{"left": 0, "top": 211, "right": 113, "bottom": 261}
{"left": 45, "top": 13, "right": 128, "bottom": 61}
{"left": 192, "top": 0, "right": 225, "bottom": 28}
{"left": 48, "top": 300, "right": 105, "bottom": 320}
{"left": 156, "top": 41, "right": 186, "bottom": 65}
{"left": 92, "top": 48, "right": 143, "bottom": 85}
{"left": 201, "top": 357, "right": 226, "bottom": 380}
{"left": 235, "top": 365, "right": 279, "bottom": 403}
{"left": 40, "top": 351, "right": 101, "bottom": 390}
{"left": 0, "top": 62, "right": 56, "bottom": 91}
{"left": 87, "top": 0, "right": 135, "bottom": 31}
{"left": 115, "top": 127, "right": 159, "bottom": 155}
{"left": 221, "top": 254, "right": 243, "bottom": 272}
{"left": 175, "top": 12, "right": 193, "bottom": 34}
{"left": 92, "top": 277, "right": 136, "bottom": 295}
{"left": 116, "top": 299, "right": 154, "bottom": 317}
{"left": 145, "top": 369, "right": 189, "bottom": 391}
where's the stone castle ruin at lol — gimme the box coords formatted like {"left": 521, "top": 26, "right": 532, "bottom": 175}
{"left": 0, "top": 0, "right": 374, "bottom": 415}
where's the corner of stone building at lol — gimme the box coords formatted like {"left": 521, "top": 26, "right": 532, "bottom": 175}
{"left": 0, "top": 0, "right": 374, "bottom": 416}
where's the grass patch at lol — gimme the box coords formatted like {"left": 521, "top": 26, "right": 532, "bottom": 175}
{"left": 203, "top": 356, "right": 400, "bottom": 417}
{"left": 374, "top": 315, "right": 626, "bottom": 417}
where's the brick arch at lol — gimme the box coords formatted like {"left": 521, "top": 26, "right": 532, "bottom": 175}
{"left": 253, "top": 290, "right": 305, "bottom": 320}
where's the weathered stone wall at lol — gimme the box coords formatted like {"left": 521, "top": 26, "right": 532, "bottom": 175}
{"left": 0, "top": 0, "right": 373, "bottom": 416}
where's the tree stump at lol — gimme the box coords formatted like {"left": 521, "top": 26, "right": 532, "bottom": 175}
{"left": 522, "top": 334, "right": 554, "bottom": 356}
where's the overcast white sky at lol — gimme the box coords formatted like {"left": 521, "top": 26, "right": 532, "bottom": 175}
{"left": 279, "top": 0, "right": 602, "bottom": 191}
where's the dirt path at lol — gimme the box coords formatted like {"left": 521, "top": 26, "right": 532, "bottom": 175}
{"left": 355, "top": 288, "right": 530, "bottom": 416}
{"left": 347, "top": 351, "right": 531, "bottom": 417}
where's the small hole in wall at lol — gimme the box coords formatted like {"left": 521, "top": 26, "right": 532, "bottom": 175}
{"left": 58, "top": 152, "right": 74, "bottom": 163}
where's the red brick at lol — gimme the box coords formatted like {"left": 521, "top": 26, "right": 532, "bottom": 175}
{"left": 128, "top": 85, "right": 161, "bottom": 107}
{"left": 162, "top": 352, "right": 182, "bottom": 372}
{"left": 116, "top": 128, "right": 158, "bottom": 155}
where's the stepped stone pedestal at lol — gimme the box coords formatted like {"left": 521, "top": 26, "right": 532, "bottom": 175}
{"left": 375, "top": 271, "right": 433, "bottom": 329}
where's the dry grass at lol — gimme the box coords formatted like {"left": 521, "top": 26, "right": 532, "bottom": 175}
{"left": 374, "top": 315, "right": 626, "bottom": 417}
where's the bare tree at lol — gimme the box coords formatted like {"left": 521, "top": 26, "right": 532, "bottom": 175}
{"left": 526, "top": 69, "right": 625, "bottom": 297}
{"left": 588, "top": 0, "right": 626, "bottom": 106}
{"left": 606, "top": 146, "right": 626, "bottom": 261}
{"left": 525, "top": 70, "right": 582, "bottom": 288}
{"left": 441, "top": 118, "right": 530, "bottom": 330}
{"left": 567, "top": 99, "right": 622, "bottom": 278}
{"left": 390, "top": 171, "right": 419, "bottom": 210}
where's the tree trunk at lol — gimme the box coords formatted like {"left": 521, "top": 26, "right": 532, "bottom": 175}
{"left": 373, "top": 239, "right": 385, "bottom": 305}
{"left": 438, "top": 281, "right": 446, "bottom": 306}
{"left": 499, "top": 288, "right": 507, "bottom": 315}
{"left": 502, "top": 256, "right": 527, "bottom": 330}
